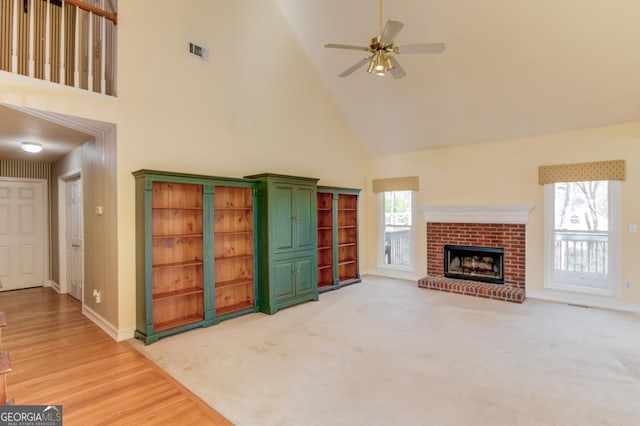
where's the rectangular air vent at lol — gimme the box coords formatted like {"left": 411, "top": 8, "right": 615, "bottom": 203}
{"left": 189, "top": 42, "right": 208, "bottom": 60}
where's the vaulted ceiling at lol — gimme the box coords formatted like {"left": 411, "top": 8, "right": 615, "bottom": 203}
{"left": 275, "top": 0, "right": 640, "bottom": 155}
{"left": 1, "top": 1, "right": 639, "bottom": 162}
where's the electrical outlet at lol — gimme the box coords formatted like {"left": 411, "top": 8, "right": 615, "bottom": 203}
{"left": 93, "top": 289, "right": 102, "bottom": 303}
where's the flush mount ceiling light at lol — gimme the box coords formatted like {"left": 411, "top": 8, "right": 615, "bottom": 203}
{"left": 21, "top": 142, "right": 43, "bottom": 153}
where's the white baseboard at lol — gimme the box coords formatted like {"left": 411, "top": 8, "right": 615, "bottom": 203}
{"left": 48, "top": 280, "right": 60, "bottom": 293}
{"left": 362, "top": 268, "right": 423, "bottom": 282}
{"left": 82, "top": 305, "right": 136, "bottom": 342}
{"left": 527, "top": 289, "right": 640, "bottom": 314}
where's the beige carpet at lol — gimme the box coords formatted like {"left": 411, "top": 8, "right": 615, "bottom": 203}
{"left": 131, "top": 276, "right": 640, "bottom": 426}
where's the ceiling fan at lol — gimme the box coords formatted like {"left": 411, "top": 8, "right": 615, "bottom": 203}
{"left": 325, "top": 0, "right": 445, "bottom": 78}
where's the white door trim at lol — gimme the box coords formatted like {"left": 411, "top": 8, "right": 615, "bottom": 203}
{"left": 58, "top": 169, "right": 81, "bottom": 298}
{"left": 0, "top": 177, "right": 48, "bottom": 290}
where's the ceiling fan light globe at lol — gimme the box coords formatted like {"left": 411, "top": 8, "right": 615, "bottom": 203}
{"left": 384, "top": 56, "right": 394, "bottom": 71}
{"left": 367, "top": 60, "right": 377, "bottom": 74}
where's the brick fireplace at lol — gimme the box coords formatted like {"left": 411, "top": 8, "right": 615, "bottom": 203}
{"left": 418, "top": 205, "right": 534, "bottom": 303}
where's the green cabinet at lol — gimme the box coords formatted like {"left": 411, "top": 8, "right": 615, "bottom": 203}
{"left": 317, "top": 186, "right": 361, "bottom": 292}
{"left": 246, "top": 173, "right": 319, "bottom": 314}
{"left": 133, "top": 170, "right": 259, "bottom": 344}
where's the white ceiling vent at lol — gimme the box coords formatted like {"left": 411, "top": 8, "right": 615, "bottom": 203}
{"left": 188, "top": 42, "right": 208, "bottom": 60}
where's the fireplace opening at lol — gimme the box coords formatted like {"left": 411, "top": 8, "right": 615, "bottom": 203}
{"left": 444, "top": 245, "right": 504, "bottom": 285}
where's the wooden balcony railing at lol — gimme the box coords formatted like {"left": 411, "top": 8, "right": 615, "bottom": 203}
{"left": 0, "top": 0, "right": 117, "bottom": 96}
{"left": 385, "top": 228, "right": 412, "bottom": 266}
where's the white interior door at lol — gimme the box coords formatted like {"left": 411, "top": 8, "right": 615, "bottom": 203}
{"left": 0, "top": 179, "right": 46, "bottom": 291}
{"left": 66, "top": 178, "right": 83, "bottom": 301}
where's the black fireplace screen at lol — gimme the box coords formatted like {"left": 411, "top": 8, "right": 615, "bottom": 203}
{"left": 444, "top": 245, "right": 504, "bottom": 285}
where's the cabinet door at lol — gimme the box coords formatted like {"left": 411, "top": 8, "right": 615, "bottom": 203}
{"left": 294, "top": 256, "right": 314, "bottom": 295}
{"left": 294, "top": 186, "right": 315, "bottom": 251}
{"left": 273, "top": 184, "right": 294, "bottom": 251}
{"left": 273, "top": 259, "right": 295, "bottom": 299}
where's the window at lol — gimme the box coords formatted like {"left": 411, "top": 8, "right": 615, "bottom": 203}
{"left": 545, "top": 180, "right": 620, "bottom": 295}
{"left": 381, "top": 191, "right": 413, "bottom": 268}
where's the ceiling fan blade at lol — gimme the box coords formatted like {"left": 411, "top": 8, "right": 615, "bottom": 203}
{"left": 325, "top": 43, "right": 370, "bottom": 52}
{"left": 397, "top": 43, "right": 446, "bottom": 54}
{"left": 389, "top": 56, "right": 406, "bottom": 79}
{"left": 339, "top": 57, "right": 370, "bottom": 77}
{"left": 380, "top": 20, "right": 404, "bottom": 45}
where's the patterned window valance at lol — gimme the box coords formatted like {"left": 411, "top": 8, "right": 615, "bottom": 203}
{"left": 538, "top": 160, "right": 625, "bottom": 185}
{"left": 372, "top": 176, "right": 419, "bottom": 193}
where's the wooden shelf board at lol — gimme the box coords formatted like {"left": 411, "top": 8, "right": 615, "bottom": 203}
{"left": 317, "top": 208, "right": 332, "bottom": 211}
{"left": 215, "top": 278, "right": 253, "bottom": 289}
{"left": 338, "top": 243, "right": 356, "bottom": 248}
{"left": 153, "top": 287, "right": 203, "bottom": 301}
{"left": 214, "top": 207, "right": 252, "bottom": 211}
{"left": 318, "top": 246, "right": 332, "bottom": 250}
{"left": 152, "top": 260, "right": 203, "bottom": 270}
{"left": 338, "top": 225, "right": 357, "bottom": 229}
{"left": 338, "top": 208, "right": 357, "bottom": 211}
{"left": 154, "top": 314, "right": 203, "bottom": 332}
{"left": 214, "top": 254, "right": 253, "bottom": 262}
{"left": 152, "top": 207, "right": 202, "bottom": 211}
{"left": 152, "top": 233, "right": 202, "bottom": 239}
{"left": 318, "top": 264, "right": 332, "bottom": 270}
{"left": 318, "top": 226, "right": 332, "bottom": 230}
{"left": 214, "top": 231, "right": 253, "bottom": 235}
{"left": 339, "top": 275, "right": 358, "bottom": 282}
{"left": 338, "top": 260, "right": 357, "bottom": 266}
{"left": 216, "top": 301, "right": 254, "bottom": 316}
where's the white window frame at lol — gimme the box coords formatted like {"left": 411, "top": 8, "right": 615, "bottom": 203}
{"left": 378, "top": 191, "right": 415, "bottom": 271}
{"left": 544, "top": 181, "right": 620, "bottom": 297}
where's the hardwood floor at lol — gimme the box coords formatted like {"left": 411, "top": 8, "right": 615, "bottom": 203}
{"left": 0, "top": 287, "right": 231, "bottom": 426}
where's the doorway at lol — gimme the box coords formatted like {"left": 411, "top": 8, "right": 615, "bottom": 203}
{"left": 0, "top": 178, "right": 47, "bottom": 291}
{"left": 58, "top": 172, "right": 83, "bottom": 301}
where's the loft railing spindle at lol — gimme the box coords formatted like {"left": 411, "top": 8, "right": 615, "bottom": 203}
{"left": 45, "top": 0, "right": 51, "bottom": 81}
{"left": 87, "top": 10, "right": 93, "bottom": 91}
{"left": 11, "top": 0, "right": 18, "bottom": 72}
{"left": 28, "top": 0, "right": 35, "bottom": 76}
{"left": 60, "top": 0, "right": 66, "bottom": 84}
{"left": 73, "top": 3, "right": 79, "bottom": 88}
{"left": 100, "top": 0, "right": 106, "bottom": 94}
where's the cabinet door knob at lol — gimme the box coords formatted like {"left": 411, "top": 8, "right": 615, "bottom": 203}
{"left": 292, "top": 269, "right": 299, "bottom": 275}
{"left": 291, "top": 215, "right": 301, "bottom": 221}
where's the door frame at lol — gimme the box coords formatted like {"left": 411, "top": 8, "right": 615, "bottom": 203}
{"left": 57, "top": 169, "right": 82, "bottom": 300}
{"left": 0, "top": 177, "right": 49, "bottom": 290}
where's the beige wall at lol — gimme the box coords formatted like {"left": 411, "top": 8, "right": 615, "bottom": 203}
{"left": 114, "top": 0, "right": 367, "bottom": 329}
{"left": 367, "top": 122, "right": 640, "bottom": 304}
{"left": 81, "top": 129, "right": 118, "bottom": 323}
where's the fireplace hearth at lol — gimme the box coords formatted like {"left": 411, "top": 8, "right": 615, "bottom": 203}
{"left": 444, "top": 245, "right": 504, "bottom": 285}
{"left": 418, "top": 205, "right": 534, "bottom": 303}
